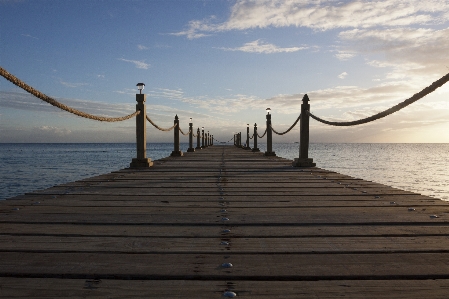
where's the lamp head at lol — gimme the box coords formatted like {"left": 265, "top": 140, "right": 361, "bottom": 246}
{"left": 136, "top": 83, "right": 145, "bottom": 94}
{"left": 266, "top": 108, "right": 271, "bottom": 115}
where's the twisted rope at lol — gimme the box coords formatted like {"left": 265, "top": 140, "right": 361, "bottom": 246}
{"left": 272, "top": 113, "right": 301, "bottom": 135}
{"left": 249, "top": 134, "right": 254, "bottom": 140}
{"left": 257, "top": 128, "right": 267, "bottom": 138}
{"left": 179, "top": 127, "right": 191, "bottom": 136}
{"left": 308, "top": 72, "right": 449, "bottom": 126}
{"left": 0, "top": 66, "right": 140, "bottom": 122}
{"left": 146, "top": 115, "right": 177, "bottom": 131}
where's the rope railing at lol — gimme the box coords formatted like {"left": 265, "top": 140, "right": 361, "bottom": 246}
{"left": 271, "top": 113, "right": 301, "bottom": 135}
{"left": 257, "top": 128, "right": 267, "bottom": 138}
{"left": 308, "top": 72, "right": 449, "bottom": 127}
{"left": 0, "top": 66, "right": 140, "bottom": 122}
{"left": 249, "top": 134, "right": 254, "bottom": 140}
{"left": 179, "top": 127, "right": 191, "bottom": 136}
{"left": 146, "top": 115, "right": 177, "bottom": 131}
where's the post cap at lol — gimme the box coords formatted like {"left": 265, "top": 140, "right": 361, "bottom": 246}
{"left": 302, "top": 94, "right": 309, "bottom": 103}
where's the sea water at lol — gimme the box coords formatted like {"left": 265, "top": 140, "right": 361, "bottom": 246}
{"left": 0, "top": 143, "right": 448, "bottom": 201}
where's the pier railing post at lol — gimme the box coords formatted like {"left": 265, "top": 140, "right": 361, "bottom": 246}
{"left": 171, "top": 115, "right": 183, "bottom": 157}
{"left": 211, "top": 135, "right": 214, "bottom": 146}
{"left": 245, "top": 124, "right": 250, "bottom": 150}
{"left": 187, "top": 119, "right": 194, "bottom": 152}
{"left": 196, "top": 128, "right": 201, "bottom": 150}
{"left": 293, "top": 94, "right": 316, "bottom": 167}
{"left": 130, "top": 90, "right": 153, "bottom": 168}
{"left": 252, "top": 123, "right": 260, "bottom": 152}
{"left": 207, "top": 131, "right": 210, "bottom": 147}
{"left": 201, "top": 127, "right": 205, "bottom": 149}
{"left": 239, "top": 132, "right": 242, "bottom": 148}
{"left": 264, "top": 109, "right": 276, "bottom": 156}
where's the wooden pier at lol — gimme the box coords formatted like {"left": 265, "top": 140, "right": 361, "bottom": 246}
{"left": 1, "top": 145, "right": 449, "bottom": 298}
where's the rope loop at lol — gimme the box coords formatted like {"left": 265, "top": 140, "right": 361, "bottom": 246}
{"left": 308, "top": 72, "right": 449, "bottom": 127}
{"left": 271, "top": 113, "right": 301, "bottom": 135}
{"left": 146, "top": 115, "right": 177, "bottom": 131}
{"left": 0, "top": 66, "right": 140, "bottom": 122}
{"left": 179, "top": 126, "right": 191, "bottom": 136}
{"left": 257, "top": 128, "right": 267, "bottom": 138}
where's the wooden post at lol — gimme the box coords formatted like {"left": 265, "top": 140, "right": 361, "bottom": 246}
{"left": 196, "top": 128, "right": 201, "bottom": 150}
{"left": 238, "top": 132, "right": 242, "bottom": 148}
{"left": 246, "top": 124, "right": 251, "bottom": 150}
{"left": 211, "top": 135, "right": 214, "bottom": 146}
{"left": 201, "top": 127, "right": 205, "bottom": 149}
{"left": 187, "top": 121, "right": 194, "bottom": 152}
{"left": 264, "top": 112, "right": 276, "bottom": 156}
{"left": 252, "top": 123, "right": 260, "bottom": 152}
{"left": 130, "top": 93, "right": 153, "bottom": 167}
{"left": 293, "top": 94, "right": 316, "bottom": 167}
{"left": 171, "top": 115, "right": 183, "bottom": 157}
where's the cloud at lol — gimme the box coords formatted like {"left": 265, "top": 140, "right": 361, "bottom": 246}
{"left": 137, "top": 44, "right": 149, "bottom": 50}
{"left": 338, "top": 72, "right": 348, "bottom": 79}
{"left": 217, "top": 39, "right": 307, "bottom": 54}
{"left": 173, "top": 0, "right": 449, "bottom": 39}
{"left": 118, "top": 58, "right": 150, "bottom": 69}
{"left": 21, "top": 33, "right": 38, "bottom": 40}
{"left": 59, "top": 81, "right": 89, "bottom": 88}
{"left": 0, "top": 91, "right": 135, "bottom": 116}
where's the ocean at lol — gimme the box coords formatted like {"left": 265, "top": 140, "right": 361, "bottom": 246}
{"left": 0, "top": 143, "right": 448, "bottom": 201}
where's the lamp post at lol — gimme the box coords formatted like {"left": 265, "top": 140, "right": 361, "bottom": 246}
{"left": 187, "top": 118, "right": 195, "bottom": 152}
{"left": 130, "top": 83, "right": 153, "bottom": 167}
{"left": 245, "top": 123, "right": 250, "bottom": 150}
{"left": 264, "top": 108, "right": 276, "bottom": 156}
{"left": 201, "top": 127, "right": 205, "bottom": 149}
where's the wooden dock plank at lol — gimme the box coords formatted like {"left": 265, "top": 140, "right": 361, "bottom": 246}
{"left": 2, "top": 145, "right": 449, "bottom": 298}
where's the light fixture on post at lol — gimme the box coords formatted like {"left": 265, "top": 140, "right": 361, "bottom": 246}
{"left": 136, "top": 83, "right": 145, "bottom": 94}
{"left": 266, "top": 107, "right": 271, "bottom": 115}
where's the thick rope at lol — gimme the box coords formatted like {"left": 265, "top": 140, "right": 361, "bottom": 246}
{"left": 272, "top": 113, "right": 301, "bottom": 135}
{"left": 146, "top": 115, "right": 177, "bottom": 131}
{"left": 308, "top": 72, "right": 449, "bottom": 126}
{"left": 249, "top": 134, "right": 254, "bottom": 140}
{"left": 257, "top": 128, "right": 267, "bottom": 138}
{"left": 0, "top": 66, "right": 140, "bottom": 122}
{"left": 179, "top": 127, "right": 191, "bottom": 136}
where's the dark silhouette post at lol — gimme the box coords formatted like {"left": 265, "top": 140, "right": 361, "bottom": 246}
{"left": 196, "top": 128, "right": 201, "bottom": 150}
{"left": 245, "top": 124, "right": 250, "bottom": 150}
{"left": 264, "top": 108, "right": 276, "bottom": 156}
{"left": 201, "top": 127, "right": 205, "bottom": 149}
{"left": 130, "top": 86, "right": 153, "bottom": 167}
{"left": 187, "top": 118, "right": 194, "bottom": 152}
{"left": 293, "top": 94, "right": 316, "bottom": 167}
{"left": 171, "top": 115, "right": 183, "bottom": 157}
{"left": 252, "top": 123, "right": 260, "bottom": 152}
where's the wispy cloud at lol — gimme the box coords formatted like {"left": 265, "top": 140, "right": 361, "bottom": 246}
{"left": 218, "top": 39, "right": 307, "bottom": 54}
{"left": 118, "top": 58, "right": 150, "bottom": 69}
{"left": 338, "top": 72, "right": 348, "bottom": 79}
{"left": 21, "top": 33, "right": 38, "bottom": 40}
{"left": 173, "top": 0, "right": 449, "bottom": 39}
{"left": 59, "top": 81, "right": 89, "bottom": 88}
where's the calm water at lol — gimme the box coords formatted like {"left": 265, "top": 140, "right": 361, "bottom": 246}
{"left": 0, "top": 143, "right": 448, "bottom": 201}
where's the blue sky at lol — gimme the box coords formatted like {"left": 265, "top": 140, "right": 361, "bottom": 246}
{"left": 1, "top": 0, "right": 449, "bottom": 143}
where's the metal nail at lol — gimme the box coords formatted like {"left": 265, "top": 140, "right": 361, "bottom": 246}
{"left": 390, "top": 201, "right": 396, "bottom": 205}
{"left": 221, "top": 209, "right": 227, "bottom": 213}
{"left": 408, "top": 208, "right": 416, "bottom": 211}
{"left": 223, "top": 291, "right": 237, "bottom": 297}
{"left": 222, "top": 217, "right": 230, "bottom": 221}
{"left": 12, "top": 208, "right": 19, "bottom": 211}
{"left": 222, "top": 229, "right": 231, "bottom": 233}
{"left": 220, "top": 241, "right": 229, "bottom": 245}
{"left": 430, "top": 215, "right": 439, "bottom": 218}
{"left": 221, "top": 262, "right": 233, "bottom": 268}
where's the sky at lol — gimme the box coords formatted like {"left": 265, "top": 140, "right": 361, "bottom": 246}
{"left": 1, "top": 0, "right": 449, "bottom": 143}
